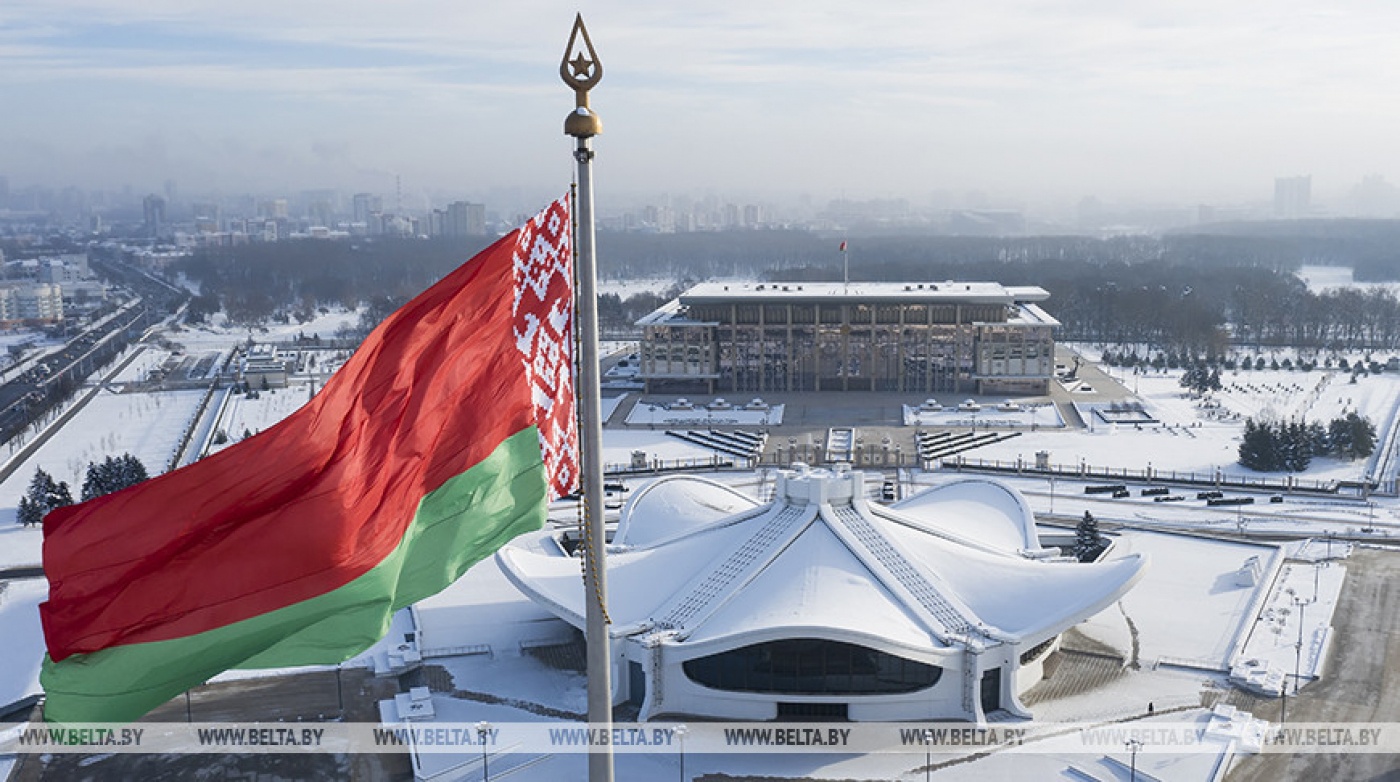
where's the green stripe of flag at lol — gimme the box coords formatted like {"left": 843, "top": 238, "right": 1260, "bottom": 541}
{"left": 41, "top": 427, "right": 546, "bottom": 725}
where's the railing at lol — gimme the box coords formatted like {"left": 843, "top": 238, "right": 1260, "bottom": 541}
{"left": 937, "top": 456, "right": 1363, "bottom": 496}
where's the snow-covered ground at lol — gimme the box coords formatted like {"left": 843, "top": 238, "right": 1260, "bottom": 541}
{"left": 0, "top": 388, "right": 207, "bottom": 568}
{"left": 970, "top": 366, "right": 1398, "bottom": 487}
{"left": 1296, "top": 264, "right": 1400, "bottom": 296}
{"left": 601, "top": 429, "right": 731, "bottom": 471}
{"left": 169, "top": 308, "right": 361, "bottom": 352}
{"left": 1234, "top": 557, "right": 1346, "bottom": 684}
{"left": 0, "top": 578, "right": 46, "bottom": 707}
{"left": 105, "top": 347, "right": 172, "bottom": 384}
{"left": 207, "top": 383, "right": 317, "bottom": 455}
{"left": 1076, "top": 530, "right": 1273, "bottom": 669}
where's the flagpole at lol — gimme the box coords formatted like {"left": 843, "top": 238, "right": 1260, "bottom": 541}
{"left": 561, "top": 16, "right": 614, "bottom": 782}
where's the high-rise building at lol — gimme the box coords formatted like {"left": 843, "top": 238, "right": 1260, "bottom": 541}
{"left": 0, "top": 175, "right": 9, "bottom": 209}
{"left": 143, "top": 194, "right": 167, "bottom": 235}
{"left": 1274, "top": 175, "right": 1311, "bottom": 218}
{"left": 443, "top": 201, "right": 487, "bottom": 237}
{"left": 352, "top": 193, "right": 383, "bottom": 224}
{"left": 257, "top": 199, "right": 289, "bottom": 220}
{"left": 192, "top": 201, "right": 221, "bottom": 233}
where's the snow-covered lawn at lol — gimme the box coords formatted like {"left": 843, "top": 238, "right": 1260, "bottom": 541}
{"left": 1076, "top": 530, "right": 1274, "bottom": 669}
{"left": 208, "top": 383, "right": 316, "bottom": 454}
{"left": 104, "top": 348, "right": 171, "bottom": 384}
{"left": 1296, "top": 264, "right": 1400, "bottom": 296}
{"left": 0, "top": 388, "right": 207, "bottom": 568}
{"left": 170, "top": 308, "right": 362, "bottom": 352}
{"left": 970, "top": 368, "right": 1396, "bottom": 486}
{"left": 0, "top": 578, "right": 47, "bottom": 705}
{"left": 601, "top": 430, "right": 730, "bottom": 471}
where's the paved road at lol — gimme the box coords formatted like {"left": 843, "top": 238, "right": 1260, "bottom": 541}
{"left": 1226, "top": 547, "right": 1400, "bottom": 781}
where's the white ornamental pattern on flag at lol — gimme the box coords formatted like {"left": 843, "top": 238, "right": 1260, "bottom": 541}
{"left": 512, "top": 195, "right": 579, "bottom": 499}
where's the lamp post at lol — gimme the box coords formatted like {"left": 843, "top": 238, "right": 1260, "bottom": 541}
{"left": 922, "top": 728, "right": 934, "bottom": 782}
{"left": 1294, "top": 596, "right": 1307, "bottom": 695}
{"left": 1125, "top": 738, "right": 1142, "bottom": 782}
{"left": 674, "top": 724, "right": 688, "bottom": 782}
{"left": 475, "top": 721, "right": 492, "bottom": 781}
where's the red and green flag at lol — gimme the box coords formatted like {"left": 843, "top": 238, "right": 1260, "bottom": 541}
{"left": 39, "top": 196, "right": 578, "bottom": 724}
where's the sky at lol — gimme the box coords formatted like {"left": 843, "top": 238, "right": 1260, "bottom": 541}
{"left": 2, "top": 1, "right": 1399, "bottom": 210}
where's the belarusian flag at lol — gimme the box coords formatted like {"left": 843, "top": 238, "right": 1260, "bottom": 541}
{"left": 39, "top": 196, "right": 578, "bottom": 724}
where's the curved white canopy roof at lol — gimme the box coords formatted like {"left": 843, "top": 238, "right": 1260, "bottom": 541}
{"left": 498, "top": 467, "right": 1147, "bottom": 654}
{"left": 890, "top": 476, "right": 1044, "bottom": 555}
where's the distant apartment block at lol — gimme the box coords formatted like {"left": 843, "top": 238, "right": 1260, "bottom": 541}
{"left": 636, "top": 281, "right": 1057, "bottom": 395}
{"left": 1274, "top": 175, "right": 1311, "bottom": 218}
{"left": 439, "top": 201, "right": 487, "bottom": 237}
{"left": 143, "top": 194, "right": 167, "bottom": 235}
{"left": 352, "top": 193, "right": 383, "bottom": 224}
{"left": 0, "top": 282, "right": 64, "bottom": 325}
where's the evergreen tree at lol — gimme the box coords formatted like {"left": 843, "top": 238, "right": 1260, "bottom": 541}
{"left": 1073, "top": 511, "right": 1106, "bottom": 562}
{"left": 16, "top": 496, "right": 41, "bottom": 527}
{"left": 19, "top": 467, "right": 73, "bottom": 526}
{"left": 1339, "top": 412, "right": 1377, "bottom": 460}
{"left": 1238, "top": 419, "right": 1276, "bottom": 471}
{"left": 1282, "top": 421, "right": 1311, "bottom": 471}
{"left": 117, "top": 453, "right": 150, "bottom": 487}
{"left": 80, "top": 454, "right": 151, "bottom": 502}
{"left": 81, "top": 461, "right": 112, "bottom": 502}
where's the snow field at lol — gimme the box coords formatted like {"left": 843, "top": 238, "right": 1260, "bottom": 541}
{"left": 0, "top": 388, "right": 206, "bottom": 567}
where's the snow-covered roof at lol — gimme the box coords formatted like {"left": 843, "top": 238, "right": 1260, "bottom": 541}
{"left": 890, "top": 476, "right": 1045, "bottom": 556}
{"left": 676, "top": 281, "right": 1050, "bottom": 305}
{"left": 497, "top": 467, "right": 1147, "bottom": 653}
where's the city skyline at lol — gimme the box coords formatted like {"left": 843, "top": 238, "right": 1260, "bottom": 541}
{"left": 2, "top": 1, "right": 1399, "bottom": 214}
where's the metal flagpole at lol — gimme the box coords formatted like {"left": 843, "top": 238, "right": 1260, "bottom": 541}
{"left": 841, "top": 240, "right": 849, "bottom": 290}
{"left": 561, "top": 15, "right": 614, "bottom": 782}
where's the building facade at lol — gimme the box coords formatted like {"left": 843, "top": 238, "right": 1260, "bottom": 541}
{"left": 636, "top": 281, "right": 1057, "bottom": 396}
{"left": 0, "top": 282, "right": 63, "bottom": 325}
{"left": 498, "top": 467, "right": 1146, "bottom": 722}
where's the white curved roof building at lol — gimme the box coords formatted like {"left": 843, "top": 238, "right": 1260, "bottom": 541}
{"left": 497, "top": 466, "right": 1147, "bottom": 722}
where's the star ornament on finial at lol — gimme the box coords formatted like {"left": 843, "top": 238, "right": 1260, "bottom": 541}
{"left": 569, "top": 52, "right": 594, "bottom": 79}
{"left": 560, "top": 13, "right": 602, "bottom": 138}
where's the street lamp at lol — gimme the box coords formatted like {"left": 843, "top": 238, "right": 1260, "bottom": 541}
{"left": 922, "top": 728, "right": 934, "bottom": 782}
{"left": 475, "top": 721, "right": 492, "bottom": 781}
{"left": 1125, "top": 738, "right": 1142, "bottom": 781}
{"left": 673, "top": 724, "right": 688, "bottom": 782}
{"left": 1294, "top": 595, "right": 1308, "bottom": 696}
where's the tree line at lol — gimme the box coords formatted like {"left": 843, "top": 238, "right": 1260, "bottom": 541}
{"left": 1237, "top": 413, "right": 1376, "bottom": 473}
{"left": 168, "top": 225, "right": 1400, "bottom": 351}
{"left": 16, "top": 454, "right": 149, "bottom": 526}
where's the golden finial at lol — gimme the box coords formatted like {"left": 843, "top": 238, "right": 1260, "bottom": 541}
{"left": 560, "top": 13, "right": 602, "bottom": 138}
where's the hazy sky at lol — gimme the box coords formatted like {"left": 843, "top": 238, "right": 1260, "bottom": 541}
{"left": 2, "top": 1, "right": 1398, "bottom": 209}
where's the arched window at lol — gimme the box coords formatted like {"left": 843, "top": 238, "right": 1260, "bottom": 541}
{"left": 683, "top": 639, "right": 942, "bottom": 695}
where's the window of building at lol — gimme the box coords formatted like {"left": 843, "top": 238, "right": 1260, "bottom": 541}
{"left": 683, "top": 638, "right": 943, "bottom": 695}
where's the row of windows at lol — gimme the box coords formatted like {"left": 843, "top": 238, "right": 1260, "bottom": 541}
{"left": 682, "top": 639, "right": 943, "bottom": 695}
{"left": 687, "top": 304, "right": 1015, "bottom": 326}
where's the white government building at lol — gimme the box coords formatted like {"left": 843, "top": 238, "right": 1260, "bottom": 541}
{"left": 498, "top": 466, "right": 1147, "bottom": 722}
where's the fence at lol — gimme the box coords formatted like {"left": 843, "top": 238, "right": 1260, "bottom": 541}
{"left": 935, "top": 455, "right": 1377, "bottom": 497}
